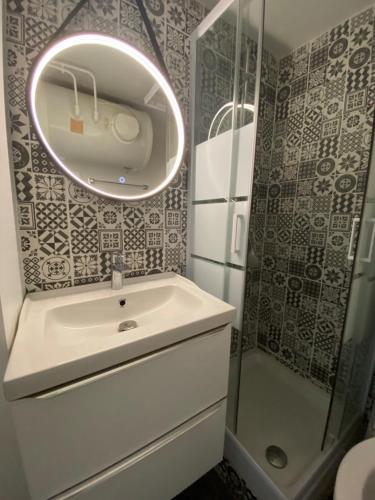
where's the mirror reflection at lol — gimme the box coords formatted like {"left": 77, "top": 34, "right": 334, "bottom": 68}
{"left": 30, "top": 34, "right": 184, "bottom": 200}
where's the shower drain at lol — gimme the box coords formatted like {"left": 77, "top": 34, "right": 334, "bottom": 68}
{"left": 265, "top": 445, "right": 288, "bottom": 469}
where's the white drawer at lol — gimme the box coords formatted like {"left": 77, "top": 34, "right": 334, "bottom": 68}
{"left": 11, "top": 325, "right": 231, "bottom": 499}
{"left": 56, "top": 401, "right": 227, "bottom": 500}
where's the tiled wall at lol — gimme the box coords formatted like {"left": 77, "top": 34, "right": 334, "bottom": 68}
{"left": 242, "top": 49, "right": 278, "bottom": 351}
{"left": 246, "top": 6, "right": 375, "bottom": 392}
{"left": 5, "top": 0, "right": 207, "bottom": 292}
{"left": 196, "top": 22, "right": 264, "bottom": 140}
{"left": 195, "top": 15, "right": 237, "bottom": 145}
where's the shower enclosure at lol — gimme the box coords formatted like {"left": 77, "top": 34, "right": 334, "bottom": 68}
{"left": 188, "top": 0, "right": 375, "bottom": 498}
{"left": 187, "top": 0, "right": 263, "bottom": 431}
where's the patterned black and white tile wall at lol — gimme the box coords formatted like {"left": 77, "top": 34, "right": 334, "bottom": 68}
{"left": 5, "top": 0, "right": 208, "bottom": 292}
{"left": 242, "top": 48, "right": 278, "bottom": 351}
{"left": 195, "top": 20, "right": 233, "bottom": 144}
{"left": 194, "top": 17, "right": 274, "bottom": 145}
{"left": 244, "top": 6, "right": 375, "bottom": 392}
{"left": 194, "top": 15, "right": 239, "bottom": 145}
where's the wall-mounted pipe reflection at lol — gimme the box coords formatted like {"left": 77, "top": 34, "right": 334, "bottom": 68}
{"left": 49, "top": 60, "right": 99, "bottom": 122}
{"left": 48, "top": 63, "right": 80, "bottom": 117}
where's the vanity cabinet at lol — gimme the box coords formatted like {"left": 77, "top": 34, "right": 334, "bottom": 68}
{"left": 11, "top": 325, "right": 231, "bottom": 500}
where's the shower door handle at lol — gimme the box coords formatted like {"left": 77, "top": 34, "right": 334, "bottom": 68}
{"left": 348, "top": 217, "right": 360, "bottom": 261}
{"left": 359, "top": 218, "right": 375, "bottom": 263}
{"left": 231, "top": 213, "right": 243, "bottom": 253}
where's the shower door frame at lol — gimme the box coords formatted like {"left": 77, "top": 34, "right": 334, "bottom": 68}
{"left": 187, "top": 0, "right": 265, "bottom": 432}
{"left": 186, "top": 0, "right": 238, "bottom": 287}
{"left": 322, "top": 124, "right": 375, "bottom": 449}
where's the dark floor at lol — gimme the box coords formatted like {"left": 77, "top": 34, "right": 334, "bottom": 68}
{"left": 173, "top": 467, "right": 334, "bottom": 500}
{"left": 173, "top": 469, "right": 236, "bottom": 500}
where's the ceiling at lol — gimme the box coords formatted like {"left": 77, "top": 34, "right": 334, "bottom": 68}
{"left": 200, "top": 0, "right": 375, "bottom": 57}
{"left": 263, "top": 0, "right": 375, "bottom": 57}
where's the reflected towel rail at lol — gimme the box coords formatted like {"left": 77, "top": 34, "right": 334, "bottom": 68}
{"left": 88, "top": 177, "right": 148, "bottom": 190}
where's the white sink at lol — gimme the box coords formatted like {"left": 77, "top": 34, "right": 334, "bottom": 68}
{"left": 4, "top": 273, "right": 235, "bottom": 400}
{"left": 46, "top": 283, "right": 202, "bottom": 345}
{"left": 334, "top": 437, "right": 375, "bottom": 500}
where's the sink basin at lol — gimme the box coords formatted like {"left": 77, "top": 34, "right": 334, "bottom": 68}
{"left": 46, "top": 284, "right": 202, "bottom": 345}
{"left": 4, "top": 273, "right": 235, "bottom": 401}
{"left": 334, "top": 437, "right": 375, "bottom": 500}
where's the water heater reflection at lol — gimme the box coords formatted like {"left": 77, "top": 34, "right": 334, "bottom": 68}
{"left": 36, "top": 80, "right": 153, "bottom": 179}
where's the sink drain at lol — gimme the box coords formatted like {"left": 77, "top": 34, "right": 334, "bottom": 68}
{"left": 265, "top": 445, "right": 288, "bottom": 469}
{"left": 118, "top": 320, "right": 137, "bottom": 332}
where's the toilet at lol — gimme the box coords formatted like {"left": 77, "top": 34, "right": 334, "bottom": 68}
{"left": 334, "top": 437, "right": 375, "bottom": 500}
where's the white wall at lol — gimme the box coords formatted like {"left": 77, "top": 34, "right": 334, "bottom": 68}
{"left": 0, "top": 305, "right": 29, "bottom": 499}
{"left": 0, "top": 8, "right": 24, "bottom": 349}
{"left": 0, "top": 6, "right": 30, "bottom": 499}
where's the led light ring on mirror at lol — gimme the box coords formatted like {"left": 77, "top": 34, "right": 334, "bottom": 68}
{"left": 28, "top": 33, "right": 185, "bottom": 201}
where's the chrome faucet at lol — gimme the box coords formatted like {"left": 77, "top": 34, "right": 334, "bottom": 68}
{"left": 111, "top": 252, "right": 124, "bottom": 290}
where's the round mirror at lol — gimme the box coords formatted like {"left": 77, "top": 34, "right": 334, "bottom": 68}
{"left": 28, "top": 33, "right": 185, "bottom": 200}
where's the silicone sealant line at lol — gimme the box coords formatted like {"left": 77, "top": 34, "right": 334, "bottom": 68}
{"left": 48, "top": 62, "right": 81, "bottom": 117}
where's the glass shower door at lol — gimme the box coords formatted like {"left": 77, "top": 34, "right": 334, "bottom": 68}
{"left": 188, "top": 0, "right": 264, "bottom": 432}
{"left": 324, "top": 136, "right": 375, "bottom": 448}
{"left": 224, "top": 0, "right": 264, "bottom": 432}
